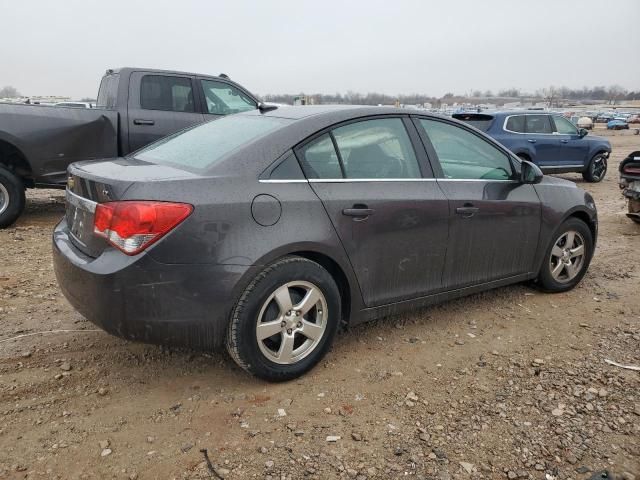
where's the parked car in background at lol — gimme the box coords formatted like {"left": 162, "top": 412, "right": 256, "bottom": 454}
{"left": 53, "top": 106, "right": 598, "bottom": 381}
{"left": 54, "top": 102, "right": 94, "bottom": 109}
{"left": 619, "top": 150, "right": 640, "bottom": 223}
{"left": 453, "top": 111, "right": 611, "bottom": 182}
{"left": 627, "top": 115, "right": 640, "bottom": 124}
{"left": 607, "top": 119, "right": 629, "bottom": 130}
{"left": 0, "top": 67, "right": 259, "bottom": 227}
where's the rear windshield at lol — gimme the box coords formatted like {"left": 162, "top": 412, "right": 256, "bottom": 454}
{"left": 452, "top": 113, "right": 495, "bottom": 132}
{"left": 96, "top": 73, "right": 119, "bottom": 109}
{"left": 134, "top": 115, "right": 291, "bottom": 171}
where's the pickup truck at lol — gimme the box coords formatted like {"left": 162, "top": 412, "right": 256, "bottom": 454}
{"left": 0, "top": 67, "right": 260, "bottom": 227}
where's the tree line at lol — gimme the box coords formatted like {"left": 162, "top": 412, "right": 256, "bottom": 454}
{"left": 264, "top": 85, "right": 639, "bottom": 106}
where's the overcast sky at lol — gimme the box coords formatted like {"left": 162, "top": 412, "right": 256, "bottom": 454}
{"left": 1, "top": 0, "right": 638, "bottom": 99}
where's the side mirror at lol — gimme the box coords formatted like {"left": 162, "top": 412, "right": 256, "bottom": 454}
{"left": 578, "top": 128, "right": 588, "bottom": 138}
{"left": 520, "top": 160, "right": 543, "bottom": 184}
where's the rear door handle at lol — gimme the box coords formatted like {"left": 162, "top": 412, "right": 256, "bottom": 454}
{"left": 455, "top": 205, "right": 479, "bottom": 217}
{"left": 527, "top": 139, "right": 537, "bottom": 143}
{"left": 342, "top": 207, "right": 375, "bottom": 217}
{"left": 133, "top": 119, "right": 155, "bottom": 126}
{"left": 560, "top": 139, "right": 569, "bottom": 143}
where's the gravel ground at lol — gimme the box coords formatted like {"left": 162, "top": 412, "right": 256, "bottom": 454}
{"left": 0, "top": 128, "right": 639, "bottom": 480}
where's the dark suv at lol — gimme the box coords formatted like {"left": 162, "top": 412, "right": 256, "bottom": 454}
{"left": 453, "top": 111, "right": 611, "bottom": 182}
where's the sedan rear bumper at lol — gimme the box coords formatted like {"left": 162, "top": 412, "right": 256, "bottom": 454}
{"left": 52, "top": 219, "right": 251, "bottom": 351}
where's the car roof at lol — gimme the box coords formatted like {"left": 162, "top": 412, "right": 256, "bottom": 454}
{"left": 241, "top": 104, "right": 411, "bottom": 120}
{"left": 106, "top": 67, "right": 236, "bottom": 82}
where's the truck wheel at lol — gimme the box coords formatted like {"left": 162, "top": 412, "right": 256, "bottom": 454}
{"left": 226, "top": 256, "right": 341, "bottom": 381}
{"left": 0, "top": 167, "right": 26, "bottom": 228}
{"left": 582, "top": 153, "right": 607, "bottom": 183}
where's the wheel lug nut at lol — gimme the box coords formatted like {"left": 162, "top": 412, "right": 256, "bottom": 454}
{"left": 296, "top": 311, "right": 301, "bottom": 316}
{"left": 281, "top": 321, "right": 286, "bottom": 327}
{"left": 297, "top": 322, "right": 302, "bottom": 328}
{"left": 287, "top": 328, "right": 292, "bottom": 335}
{"left": 286, "top": 310, "right": 291, "bottom": 316}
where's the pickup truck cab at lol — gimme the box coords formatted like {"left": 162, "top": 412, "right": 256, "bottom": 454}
{"left": 453, "top": 111, "right": 611, "bottom": 183}
{"left": 0, "top": 67, "right": 259, "bottom": 227}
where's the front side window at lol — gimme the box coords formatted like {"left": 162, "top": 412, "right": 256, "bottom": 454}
{"left": 140, "top": 75, "right": 194, "bottom": 112}
{"left": 525, "top": 115, "right": 553, "bottom": 134}
{"left": 419, "top": 119, "right": 513, "bottom": 180}
{"left": 201, "top": 80, "right": 256, "bottom": 115}
{"left": 332, "top": 118, "right": 421, "bottom": 179}
{"left": 553, "top": 115, "right": 578, "bottom": 135}
{"left": 505, "top": 115, "right": 525, "bottom": 133}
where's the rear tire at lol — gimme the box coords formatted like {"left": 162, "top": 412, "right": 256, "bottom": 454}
{"left": 0, "top": 166, "right": 25, "bottom": 228}
{"left": 629, "top": 199, "right": 640, "bottom": 224}
{"left": 582, "top": 153, "right": 607, "bottom": 183}
{"left": 536, "top": 218, "right": 593, "bottom": 293}
{"left": 226, "top": 256, "right": 341, "bottom": 381}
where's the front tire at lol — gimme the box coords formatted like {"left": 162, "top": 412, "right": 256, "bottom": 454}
{"left": 0, "top": 167, "right": 26, "bottom": 229}
{"left": 536, "top": 218, "right": 594, "bottom": 293}
{"left": 226, "top": 256, "right": 341, "bottom": 381}
{"left": 582, "top": 153, "right": 607, "bottom": 183}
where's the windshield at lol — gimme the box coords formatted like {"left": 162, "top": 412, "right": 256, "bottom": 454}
{"left": 134, "top": 115, "right": 291, "bottom": 171}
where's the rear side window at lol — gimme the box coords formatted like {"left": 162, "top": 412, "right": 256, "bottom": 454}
{"left": 134, "top": 115, "right": 291, "bottom": 171}
{"left": 140, "top": 75, "right": 195, "bottom": 112}
{"left": 420, "top": 119, "right": 513, "bottom": 180}
{"left": 96, "top": 73, "right": 119, "bottom": 108}
{"left": 299, "top": 134, "right": 343, "bottom": 179}
{"left": 333, "top": 118, "right": 421, "bottom": 179}
{"left": 505, "top": 115, "right": 525, "bottom": 133}
{"left": 201, "top": 80, "right": 256, "bottom": 115}
{"left": 525, "top": 115, "right": 553, "bottom": 134}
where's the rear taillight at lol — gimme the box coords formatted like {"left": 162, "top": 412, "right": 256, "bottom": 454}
{"left": 94, "top": 201, "right": 193, "bottom": 255}
{"left": 623, "top": 164, "right": 640, "bottom": 175}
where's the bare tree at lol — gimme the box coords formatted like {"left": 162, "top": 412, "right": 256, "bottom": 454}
{"left": 0, "top": 86, "right": 21, "bottom": 98}
{"left": 542, "top": 86, "right": 558, "bottom": 107}
{"left": 606, "top": 85, "right": 627, "bottom": 105}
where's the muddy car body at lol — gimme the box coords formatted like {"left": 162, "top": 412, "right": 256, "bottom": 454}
{"left": 53, "top": 106, "right": 598, "bottom": 380}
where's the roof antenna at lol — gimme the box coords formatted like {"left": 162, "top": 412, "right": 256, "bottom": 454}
{"left": 258, "top": 102, "right": 278, "bottom": 113}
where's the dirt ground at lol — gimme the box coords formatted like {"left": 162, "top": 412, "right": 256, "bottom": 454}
{"left": 1, "top": 128, "right": 639, "bottom": 480}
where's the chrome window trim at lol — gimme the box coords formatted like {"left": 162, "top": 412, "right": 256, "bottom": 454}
{"left": 503, "top": 114, "right": 557, "bottom": 135}
{"left": 308, "top": 178, "right": 435, "bottom": 183}
{"left": 65, "top": 189, "right": 97, "bottom": 213}
{"left": 258, "top": 179, "right": 309, "bottom": 184}
{"left": 437, "top": 178, "right": 518, "bottom": 183}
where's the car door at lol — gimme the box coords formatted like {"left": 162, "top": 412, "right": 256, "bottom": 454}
{"left": 126, "top": 72, "right": 205, "bottom": 153}
{"left": 295, "top": 116, "right": 449, "bottom": 307}
{"left": 415, "top": 117, "right": 541, "bottom": 289}
{"left": 198, "top": 78, "right": 258, "bottom": 118}
{"left": 522, "top": 114, "right": 562, "bottom": 167}
{"left": 551, "top": 115, "right": 590, "bottom": 167}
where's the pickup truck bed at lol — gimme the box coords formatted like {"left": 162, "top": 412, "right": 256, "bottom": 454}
{"left": 0, "top": 67, "right": 259, "bottom": 227}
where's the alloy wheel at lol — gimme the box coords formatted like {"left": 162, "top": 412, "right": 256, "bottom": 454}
{"left": 256, "top": 281, "right": 328, "bottom": 365}
{"left": 549, "top": 230, "right": 586, "bottom": 283}
{"left": 0, "top": 183, "right": 9, "bottom": 216}
{"left": 591, "top": 155, "right": 607, "bottom": 181}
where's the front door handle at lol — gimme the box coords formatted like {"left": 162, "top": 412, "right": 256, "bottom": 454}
{"left": 455, "top": 205, "right": 479, "bottom": 218}
{"left": 342, "top": 206, "right": 375, "bottom": 217}
{"left": 560, "top": 139, "right": 569, "bottom": 143}
{"left": 527, "top": 139, "right": 537, "bottom": 143}
{"left": 134, "top": 119, "right": 155, "bottom": 126}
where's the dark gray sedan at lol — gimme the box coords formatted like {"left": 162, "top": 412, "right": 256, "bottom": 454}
{"left": 53, "top": 106, "right": 598, "bottom": 381}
